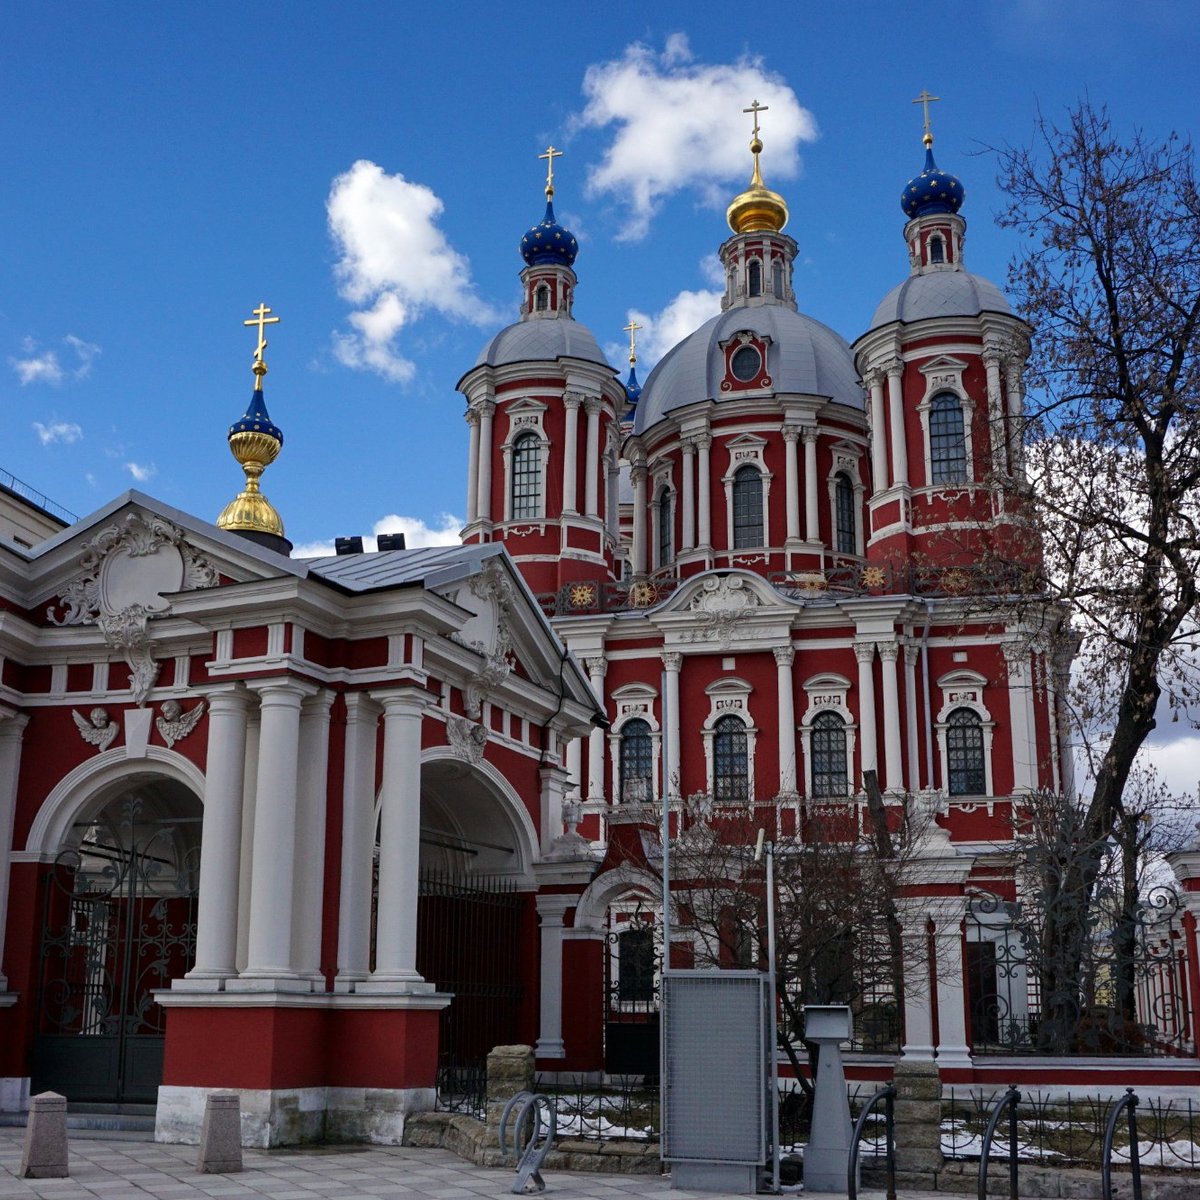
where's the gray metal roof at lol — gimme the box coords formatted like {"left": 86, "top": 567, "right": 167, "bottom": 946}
{"left": 870, "top": 267, "right": 1011, "bottom": 329}
{"left": 472, "top": 319, "right": 613, "bottom": 370}
{"left": 632, "top": 304, "right": 862, "bottom": 435}
{"left": 304, "top": 542, "right": 500, "bottom": 593}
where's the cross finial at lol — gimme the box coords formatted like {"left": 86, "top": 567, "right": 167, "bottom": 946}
{"left": 623, "top": 319, "right": 642, "bottom": 365}
{"left": 912, "top": 89, "right": 941, "bottom": 148}
{"left": 243, "top": 302, "right": 280, "bottom": 390}
{"left": 743, "top": 99, "right": 769, "bottom": 142}
{"left": 539, "top": 145, "right": 563, "bottom": 198}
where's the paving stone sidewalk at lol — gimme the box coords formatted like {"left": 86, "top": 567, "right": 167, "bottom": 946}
{"left": 0, "top": 1131, "right": 910, "bottom": 1200}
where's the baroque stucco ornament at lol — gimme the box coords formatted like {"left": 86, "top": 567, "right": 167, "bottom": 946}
{"left": 686, "top": 575, "right": 762, "bottom": 648}
{"left": 446, "top": 714, "right": 488, "bottom": 764}
{"left": 456, "top": 559, "right": 517, "bottom": 720}
{"left": 47, "top": 512, "right": 219, "bottom": 706}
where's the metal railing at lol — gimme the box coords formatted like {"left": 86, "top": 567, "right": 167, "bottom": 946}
{"left": 1102, "top": 1089, "right": 1143, "bottom": 1200}
{"left": 978, "top": 1085, "right": 1021, "bottom": 1200}
{"left": 847, "top": 1084, "right": 895, "bottom": 1200}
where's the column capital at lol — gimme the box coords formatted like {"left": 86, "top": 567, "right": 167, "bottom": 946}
{"left": 883, "top": 356, "right": 904, "bottom": 379}
{"left": 694, "top": 433, "right": 712, "bottom": 451}
{"left": 853, "top": 640, "right": 877, "bottom": 664}
{"left": 563, "top": 391, "right": 584, "bottom": 410}
{"left": 302, "top": 688, "right": 336, "bottom": 718}
{"left": 630, "top": 463, "right": 648, "bottom": 484}
{"left": 371, "top": 684, "right": 433, "bottom": 715}
{"left": 862, "top": 367, "right": 884, "bottom": 389}
{"left": 465, "top": 408, "right": 481, "bottom": 428}
{"left": 584, "top": 656, "right": 608, "bottom": 679}
{"left": 0, "top": 708, "right": 30, "bottom": 736}
{"left": 203, "top": 684, "right": 251, "bottom": 716}
{"left": 473, "top": 397, "right": 496, "bottom": 418}
{"left": 781, "top": 425, "right": 802, "bottom": 444}
{"left": 680, "top": 436, "right": 698, "bottom": 455}
{"left": 1001, "top": 639, "right": 1028, "bottom": 669}
{"left": 583, "top": 395, "right": 603, "bottom": 417}
{"left": 982, "top": 344, "right": 1004, "bottom": 369}
{"left": 801, "top": 426, "right": 820, "bottom": 446}
{"left": 247, "top": 676, "right": 319, "bottom": 703}
{"left": 877, "top": 641, "right": 900, "bottom": 663}
{"left": 903, "top": 641, "right": 921, "bottom": 667}
{"left": 773, "top": 645, "right": 795, "bottom": 667}
{"left": 535, "top": 893, "right": 576, "bottom": 922}
{"left": 343, "top": 691, "right": 382, "bottom": 721}
{"left": 661, "top": 652, "right": 682, "bottom": 672}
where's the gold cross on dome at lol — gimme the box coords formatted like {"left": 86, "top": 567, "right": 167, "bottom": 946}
{"left": 539, "top": 145, "right": 563, "bottom": 197}
{"left": 623, "top": 319, "right": 642, "bottom": 364}
{"left": 912, "top": 89, "right": 941, "bottom": 147}
{"left": 743, "top": 99, "right": 769, "bottom": 141}
{"left": 244, "top": 302, "right": 280, "bottom": 365}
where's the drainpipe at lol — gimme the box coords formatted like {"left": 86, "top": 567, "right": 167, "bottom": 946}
{"left": 920, "top": 600, "right": 935, "bottom": 790}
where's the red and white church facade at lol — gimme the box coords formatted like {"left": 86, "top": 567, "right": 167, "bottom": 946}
{"left": 0, "top": 124, "right": 1198, "bottom": 1146}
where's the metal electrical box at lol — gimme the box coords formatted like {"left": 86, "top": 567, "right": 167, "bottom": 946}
{"left": 661, "top": 969, "right": 772, "bottom": 1193}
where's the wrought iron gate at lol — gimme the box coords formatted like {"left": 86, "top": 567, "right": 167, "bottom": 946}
{"left": 31, "top": 798, "right": 200, "bottom": 1103}
{"left": 604, "top": 901, "right": 661, "bottom": 1078}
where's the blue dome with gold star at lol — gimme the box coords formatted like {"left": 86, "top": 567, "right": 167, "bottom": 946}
{"left": 901, "top": 148, "right": 965, "bottom": 219}
{"left": 624, "top": 362, "right": 642, "bottom": 410}
{"left": 520, "top": 200, "right": 579, "bottom": 267}
{"left": 229, "top": 388, "right": 283, "bottom": 445}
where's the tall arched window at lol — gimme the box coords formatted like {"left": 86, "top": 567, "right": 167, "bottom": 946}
{"left": 929, "top": 393, "right": 967, "bottom": 484}
{"left": 511, "top": 431, "right": 542, "bottom": 519}
{"left": 810, "top": 711, "right": 849, "bottom": 798}
{"left": 713, "top": 715, "right": 749, "bottom": 803}
{"left": 929, "top": 235, "right": 945, "bottom": 264}
{"left": 834, "top": 473, "right": 856, "bottom": 555}
{"left": 946, "top": 708, "right": 986, "bottom": 796}
{"left": 772, "top": 260, "right": 784, "bottom": 298}
{"left": 656, "top": 487, "right": 673, "bottom": 568}
{"left": 535, "top": 284, "right": 550, "bottom": 311}
{"left": 619, "top": 718, "right": 654, "bottom": 803}
{"left": 732, "top": 465, "right": 763, "bottom": 548}
{"left": 747, "top": 259, "right": 762, "bottom": 297}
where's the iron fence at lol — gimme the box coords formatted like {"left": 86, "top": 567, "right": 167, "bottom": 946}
{"left": 532, "top": 1075, "right": 660, "bottom": 1142}
{"left": 434, "top": 1058, "right": 487, "bottom": 1120}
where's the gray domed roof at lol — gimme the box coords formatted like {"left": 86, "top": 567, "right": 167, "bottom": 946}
{"left": 870, "top": 268, "right": 1011, "bottom": 330}
{"left": 472, "top": 319, "right": 611, "bottom": 370}
{"left": 633, "top": 305, "right": 862, "bottom": 436}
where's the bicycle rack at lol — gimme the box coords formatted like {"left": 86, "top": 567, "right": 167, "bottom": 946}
{"left": 1102, "top": 1088, "right": 1143, "bottom": 1200}
{"left": 498, "top": 1090, "right": 557, "bottom": 1194}
{"left": 978, "top": 1085, "right": 1021, "bottom": 1200}
{"left": 847, "top": 1083, "right": 896, "bottom": 1200}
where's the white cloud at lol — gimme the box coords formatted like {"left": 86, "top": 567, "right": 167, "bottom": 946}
{"left": 33, "top": 420, "right": 83, "bottom": 445}
{"left": 10, "top": 334, "right": 100, "bottom": 386}
{"left": 608, "top": 289, "right": 724, "bottom": 369}
{"left": 124, "top": 461, "right": 156, "bottom": 483}
{"left": 574, "top": 36, "right": 817, "bottom": 239}
{"left": 292, "top": 512, "right": 463, "bottom": 558}
{"left": 327, "top": 160, "right": 500, "bottom": 383}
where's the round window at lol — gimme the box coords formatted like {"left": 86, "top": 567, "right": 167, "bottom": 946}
{"left": 730, "top": 345, "right": 761, "bottom": 382}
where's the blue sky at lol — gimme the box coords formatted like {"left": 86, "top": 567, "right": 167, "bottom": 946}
{"left": 1, "top": 1, "right": 1197, "bottom": 555}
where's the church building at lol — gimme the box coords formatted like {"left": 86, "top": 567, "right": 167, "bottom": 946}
{"left": 0, "top": 108, "right": 1197, "bottom": 1146}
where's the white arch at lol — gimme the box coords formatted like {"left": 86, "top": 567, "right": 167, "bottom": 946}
{"left": 24, "top": 745, "right": 206, "bottom": 858}
{"left": 573, "top": 863, "right": 659, "bottom": 932}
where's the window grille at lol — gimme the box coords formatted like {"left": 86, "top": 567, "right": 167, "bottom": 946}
{"left": 510, "top": 431, "right": 542, "bottom": 519}
{"left": 946, "top": 707, "right": 986, "bottom": 795}
{"left": 619, "top": 718, "right": 654, "bottom": 803}
{"left": 535, "top": 285, "right": 549, "bottom": 311}
{"left": 810, "top": 710, "right": 849, "bottom": 797}
{"left": 930, "top": 235, "right": 945, "bottom": 264}
{"left": 657, "top": 488, "right": 673, "bottom": 568}
{"left": 929, "top": 393, "right": 967, "bottom": 483}
{"left": 732, "top": 465, "right": 763, "bottom": 548}
{"left": 747, "top": 259, "right": 762, "bottom": 297}
{"left": 617, "top": 925, "right": 656, "bottom": 1002}
{"left": 834, "top": 473, "right": 856, "bottom": 554}
{"left": 713, "top": 715, "right": 749, "bottom": 802}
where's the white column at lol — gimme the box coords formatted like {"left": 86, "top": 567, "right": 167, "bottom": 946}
{"left": 335, "top": 693, "right": 380, "bottom": 990}
{"left": 366, "top": 687, "right": 430, "bottom": 989}
{"left": 774, "top": 646, "right": 797, "bottom": 796}
{"left": 0, "top": 711, "right": 29, "bottom": 993}
{"left": 562, "top": 394, "right": 581, "bottom": 514}
{"left": 904, "top": 642, "right": 921, "bottom": 793}
{"left": 803, "top": 428, "right": 819, "bottom": 542}
{"left": 187, "top": 687, "right": 248, "bottom": 983}
{"left": 631, "top": 466, "right": 648, "bottom": 576}
{"left": 854, "top": 640, "right": 878, "bottom": 788}
{"left": 662, "top": 653, "right": 681, "bottom": 799}
{"left": 539, "top": 765, "right": 570, "bottom": 856}
{"left": 584, "top": 398, "right": 601, "bottom": 517}
{"left": 237, "top": 679, "right": 310, "bottom": 986}
{"left": 697, "top": 435, "right": 712, "bottom": 549}
{"left": 878, "top": 642, "right": 903, "bottom": 793}
{"left": 586, "top": 658, "right": 607, "bottom": 802}
{"left": 931, "top": 898, "right": 972, "bottom": 1068}
{"left": 983, "top": 348, "right": 1006, "bottom": 477}
{"left": 1005, "top": 351, "right": 1026, "bottom": 476}
{"left": 681, "top": 440, "right": 696, "bottom": 550}
{"left": 476, "top": 400, "right": 495, "bottom": 523}
{"left": 1004, "top": 642, "right": 1037, "bottom": 792}
{"left": 466, "top": 410, "right": 481, "bottom": 525}
{"left": 866, "top": 370, "right": 888, "bottom": 493}
{"left": 293, "top": 690, "right": 333, "bottom": 981}
{"left": 566, "top": 737, "right": 583, "bottom": 796}
{"left": 535, "top": 894, "right": 572, "bottom": 1058}
{"left": 886, "top": 359, "right": 908, "bottom": 488}
{"left": 900, "top": 913, "right": 935, "bottom": 1060}
{"left": 783, "top": 427, "right": 801, "bottom": 543}
{"left": 606, "top": 453, "right": 619, "bottom": 538}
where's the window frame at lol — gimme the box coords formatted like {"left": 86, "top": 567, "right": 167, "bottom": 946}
{"left": 731, "top": 463, "right": 765, "bottom": 549}
{"left": 929, "top": 392, "right": 968, "bottom": 485}
{"left": 809, "top": 709, "right": 850, "bottom": 798}
{"left": 618, "top": 717, "right": 654, "bottom": 804}
{"left": 510, "top": 429, "right": 543, "bottom": 520}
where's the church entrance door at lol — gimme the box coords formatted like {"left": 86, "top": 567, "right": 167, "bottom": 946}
{"left": 30, "top": 786, "right": 201, "bottom": 1104}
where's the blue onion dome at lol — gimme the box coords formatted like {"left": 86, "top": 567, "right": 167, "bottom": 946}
{"left": 229, "top": 388, "right": 283, "bottom": 445}
{"left": 624, "top": 362, "right": 642, "bottom": 409}
{"left": 902, "top": 147, "right": 965, "bottom": 219}
{"left": 520, "top": 199, "right": 579, "bottom": 267}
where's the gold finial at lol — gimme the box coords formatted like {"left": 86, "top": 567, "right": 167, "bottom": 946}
{"left": 912, "top": 89, "right": 941, "bottom": 149}
{"left": 623, "top": 319, "right": 642, "bottom": 366}
{"left": 727, "top": 99, "right": 788, "bottom": 234}
{"left": 244, "top": 302, "right": 280, "bottom": 390}
{"left": 539, "top": 145, "right": 563, "bottom": 199}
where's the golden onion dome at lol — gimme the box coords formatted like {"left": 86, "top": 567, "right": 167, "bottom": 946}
{"left": 726, "top": 136, "right": 789, "bottom": 234}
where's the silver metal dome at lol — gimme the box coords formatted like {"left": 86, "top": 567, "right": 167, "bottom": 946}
{"left": 473, "top": 320, "right": 611, "bottom": 369}
{"left": 870, "top": 268, "right": 1011, "bottom": 330}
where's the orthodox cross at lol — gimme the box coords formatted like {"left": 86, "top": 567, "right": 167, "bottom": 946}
{"left": 623, "top": 319, "right": 642, "bottom": 365}
{"left": 539, "top": 145, "right": 563, "bottom": 197}
{"left": 244, "top": 303, "right": 280, "bottom": 365}
{"left": 912, "top": 90, "right": 941, "bottom": 146}
{"left": 743, "top": 99, "right": 769, "bottom": 142}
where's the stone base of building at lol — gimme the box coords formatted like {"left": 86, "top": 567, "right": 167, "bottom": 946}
{"left": 0, "top": 1077, "right": 30, "bottom": 1113}
{"left": 155, "top": 1084, "right": 436, "bottom": 1148}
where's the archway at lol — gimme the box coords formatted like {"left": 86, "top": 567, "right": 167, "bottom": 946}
{"left": 30, "top": 775, "right": 202, "bottom": 1104}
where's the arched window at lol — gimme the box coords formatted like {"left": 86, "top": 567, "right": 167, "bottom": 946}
{"left": 656, "top": 487, "right": 673, "bottom": 568}
{"left": 619, "top": 718, "right": 654, "bottom": 803}
{"left": 929, "top": 393, "right": 967, "bottom": 484}
{"left": 617, "top": 924, "right": 655, "bottom": 1001}
{"left": 535, "top": 284, "right": 550, "bottom": 311}
{"left": 810, "top": 711, "right": 849, "bottom": 798}
{"left": 772, "top": 260, "right": 784, "bottom": 298}
{"left": 946, "top": 708, "right": 986, "bottom": 796}
{"left": 835, "top": 473, "right": 856, "bottom": 555}
{"left": 929, "top": 235, "right": 945, "bottom": 264}
{"left": 732, "top": 465, "right": 763, "bottom": 548}
{"left": 747, "top": 259, "right": 762, "bottom": 297}
{"left": 713, "top": 715, "right": 749, "bottom": 803}
{"left": 511, "top": 431, "right": 542, "bottom": 519}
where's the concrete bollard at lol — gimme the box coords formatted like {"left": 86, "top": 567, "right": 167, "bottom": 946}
{"left": 196, "top": 1092, "right": 243, "bottom": 1174}
{"left": 20, "top": 1091, "right": 69, "bottom": 1179}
